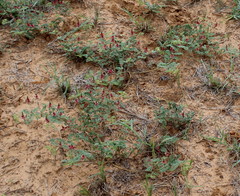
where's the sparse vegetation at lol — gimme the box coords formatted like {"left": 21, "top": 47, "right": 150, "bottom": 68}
{"left": 156, "top": 23, "right": 220, "bottom": 73}
{"left": 1, "top": 0, "right": 240, "bottom": 195}
{"left": 229, "top": 0, "right": 240, "bottom": 20}
{"left": 61, "top": 32, "right": 146, "bottom": 69}
{"left": 155, "top": 102, "right": 194, "bottom": 135}
{"left": 0, "top": 0, "right": 65, "bottom": 38}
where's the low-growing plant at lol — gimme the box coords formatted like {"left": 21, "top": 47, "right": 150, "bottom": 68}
{"left": 144, "top": 177, "right": 154, "bottom": 196}
{"left": 154, "top": 135, "right": 178, "bottom": 156}
{"left": 87, "top": 161, "right": 110, "bottom": 196}
{"left": 20, "top": 86, "right": 190, "bottom": 186}
{"left": 181, "top": 160, "right": 193, "bottom": 177}
{"left": 123, "top": 9, "right": 153, "bottom": 33}
{"left": 61, "top": 33, "right": 146, "bottom": 69}
{"left": 144, "top": 134, "right": 179, "bottom": 158}
{"left": 138, "top": 0, "right": 165, "bottom": 14}
{"left": 204, "top": 131, "right": 239, "bottom": 167}
{"left": 144, "top": 155, "right": 183, "bottom": 179}
{"left": 1, "top": 0, "right": 64, "bottom": 39}
{"left": 21, "top": 102, "right": 65, "bottom": 125}
{"left": 60, "top": 37, "right": 90, "bottom": 62}
{"left": 206, "top": 71, "right": 225, "bottom": 91}
{"left": 156, "top": 23, "right": 220, "bottom": 72}
{"left": 155, "top": 102, "right": 194, "bottom": 134}
{"left": 89, "top": 33, "right": 146, "bottom": 69}
{"left": 78, "top": 187, "right": 91, "bottom": 196}
{"left": 45, "top": 65, "right": 71, "bottom": 97}
{"left": 229, "top": 0, "right": 240, "bottom": 20}
{"left": 134, "top": 16, "right": 153, "bottom": 33}
{"left": 84, "top": 69, "right": 125, "bottom": 89}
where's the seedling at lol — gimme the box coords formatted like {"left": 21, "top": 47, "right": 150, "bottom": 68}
{"left": 144, "top": 177, "right": 154, "bottom": 196}
{"left": 138, "top": 0, "right": 164, "bottom": 14}
{"left": 123, "top": 8, "right": 153, "bottom": 33}
{"left": 206, "top": 72, "right": 225, "bottom": 90}
{"left": 46, "top": 65, "right": 71, "bottom": 97}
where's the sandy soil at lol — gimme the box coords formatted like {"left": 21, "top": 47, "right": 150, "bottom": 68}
{"left": 0, "top": 0, "right": 240, "bottom": 195}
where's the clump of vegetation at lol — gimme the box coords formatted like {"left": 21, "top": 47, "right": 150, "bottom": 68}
{"left": 156, "top": 23, "right": 220, "bottom": 72}
{"left": 0, "top": 0, "right": 64, "bottom": 39}
{"left": 138, "top": 0, "right": 164, "bottom": 14}
{"left": 144, "top": 154, "right": 183, "bottom": 179}
{"left": 155, "top": 102, "right": 194, "bottom": 134}
{"left": 61, "top": 33, "right": 146, "bottom": 70}
{"left": 123, "top": 9, "right": 154, "bottom": 33}
{"left": 206, "top": 71, "right": 226, "bottom": 91}
{"left": 229, "top": 0, "right": 240, "bottom": 20}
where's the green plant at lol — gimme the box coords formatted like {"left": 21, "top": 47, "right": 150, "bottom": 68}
{"left": 123, "top": 9, "right": 153, "bottom": 33}
{"left": 60, "top": 37, "right": 90, "bottom": 62}
{"left": 206, "top": 71, "right": 225, "bottom": 90}
{"left": 87, "top": 161, "right": 110, "bottom": 196}
{"left": 45, "top": 65, "right": 71, "bottom": 97}
{"left": 144, "top": 177, "right": 154, "bottom": 196}
{"left": 156, "top": 23, "right": 220, "bottom": 73}
{"left": 61, "top": 33, "right": 146, "bottom": 69}
{"left": 155, "top": 102, "right": 194, "bottom": 133}
{"left": 52, "top": 71, "right": 71, "bottom": 97}
{"left": 21, "top": 102, "right": 65, "bottom": 125}
{"left": 45, "top": 145, "right": 58, "bottom": 156}
{"left": 204, "top": 131, "right": 239, "bottom": 167}
{"left": 134, "top": 16, "right": 153, "bottom": 33}
{"left": 144, "top": 155, "right": 183, "bottom": 179}
{"left": 154, "top": 135, "right": 178, "bottom": 155}
{"left": 181, "top": 160, "right": 193, "bottom": 176}
{"left": 229, "top": 0, "right": 240, "bottom": 20}
{"left": 138, "top": 0, "right": 164, "bottom": 14}
{"left": 96, "top": 161, "right": 107, "bottom": 182}
{"left": 83, "top": 69, "right": 125, "bottom": 88}
{"left": 94, "top": 140, "right": 128, "bottom": 159}
{"left": 78, "top": 187, "right": 91, "bottom": 196}
{"left": 20, "top": 85, "right": 189, "bottom": 184}
{"left": 0, "top": 0, "right": 64, "bottom": 39}
{"left": 228, "top": 139, "right": 240, "bottom": 167}
{"left": 21, "top": 86, "right": 125, "bottom": 164}
{"left": 90, "top": 34, "right": 146, "bottom": 69}
{"left": 92, "top": 6, "right": 100, "bottom": 27}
